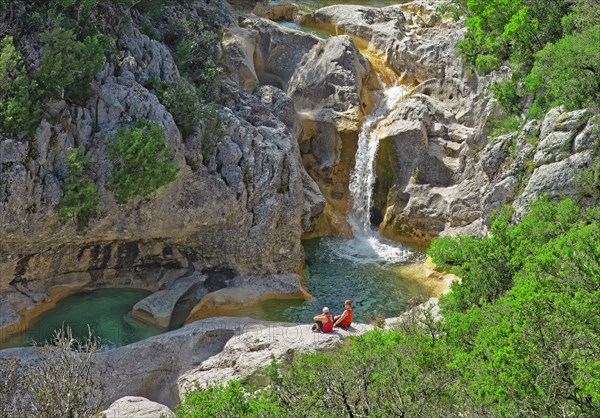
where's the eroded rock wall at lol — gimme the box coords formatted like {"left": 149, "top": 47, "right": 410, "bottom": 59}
{"left": 0, "top": 1, "right": 325, "bottom": 331}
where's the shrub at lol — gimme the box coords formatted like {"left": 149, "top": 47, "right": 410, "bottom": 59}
{"left": 22, "top": 326, "right": 105, "bottom": 417}
{"left": 107, "top": 119, "right": 179, "bottom": 203}
{"left": 177, "top": 380, "right": 279, "bottom": 418}
{"left": 0, "top": 36, "right": 42, "bottom": 135}
{"left": 38, "top": 28, "right": 106, "bottom": 102}
{"left": 158, "top": 78, "right": 204, "bottom": 138}
{"left": 58, "top": 146, "right": 99, "bottom": 226}
{"left": 170, "top": 13, "right": 221, "bottom": 98}
{"left": 491, "top": 78, "right": 523, "bottom": 114}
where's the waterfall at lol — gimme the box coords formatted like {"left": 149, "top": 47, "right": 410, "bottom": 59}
{"left": 323, "top": 83, "right": 415, "bottom": 267}
{"left": 348, "top": 84, "right": 408, "bottom": 235}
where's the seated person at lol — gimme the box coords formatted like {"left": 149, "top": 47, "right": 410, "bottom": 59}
{"left": 333, "top": 300, "right": 353, "bottom": 328}
{"left": 312, "top": 306, "right": 333, "bottom": 333}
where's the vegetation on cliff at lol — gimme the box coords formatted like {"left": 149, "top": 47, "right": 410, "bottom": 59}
{"left": 177, "top": 198, "right": 600, "bottom": 417}
{"left": 0, "top": 0, "right": 221, "bottom": 223}
{"left": 107, "top": 120, "right": 179, "bottom": 203}
{"left": 440, "top": 0, "right": 599, "bottom": 119}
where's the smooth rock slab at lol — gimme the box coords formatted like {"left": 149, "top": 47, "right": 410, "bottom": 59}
{"left": 185, "top": 273, "right": 309, "bottom": 322}
{"left": 131, "top": 272, "right": 206, "bottom": 328}
{"left": 100, "top": 396, "right": 174, "bottom": 418}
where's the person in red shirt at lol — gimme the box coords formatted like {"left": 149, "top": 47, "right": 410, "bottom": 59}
{"left": 312, "top": 306, "right": 334, "bottom": 333}
{"left": 333, "top": 300, "right": 353, "bottom": 329}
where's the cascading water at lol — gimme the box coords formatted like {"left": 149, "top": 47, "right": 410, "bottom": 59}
{"left": 325, "top": 82, "right": 415, "bottom": 266}
{"left": 348, "top": 83, "right": 408, "bottom": 234}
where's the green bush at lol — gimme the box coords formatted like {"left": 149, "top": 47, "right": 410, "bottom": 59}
{"left": 170, "top": 14, "right": 221, "bottom": 98}
{"left": 491, "top": 78, "right": 523, "bottom": 114}
{"left": 177, "top": 380, "right": 278, "bottom": 418}
{"left": 0, "top": 36, "right": 42, "bottom": 135}
{"left": 526, "top": 25, "right": 600, "bottom": 111}
{"left": 107, "top": 119, "right": 178, "bottom": 203}
{"left": 157, "top": 78, "right": 204, "bottom": 138}
{"left": 490, "top": 114, "right": 522, "bottom": 137}
{"left": 58, "top": 146, "right": 99, "bottom": 226}
{"left": 38, "top": 28, "right": 106, "bottom": 102}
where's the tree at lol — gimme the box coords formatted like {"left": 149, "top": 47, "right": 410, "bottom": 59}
{"left": 107, "top": 119, "right": 179, "bottom": 203}
{"left": 38, "top": 28, "right": 106, "bottom": 102}
{"left": 0, "top": 36, "right": 41, "bottom": 135}
{"left": 58, "top": 146, "right": 99, "bottom": 226}
{"left": 526, "top": 25, "right": 600, "bottom": 111}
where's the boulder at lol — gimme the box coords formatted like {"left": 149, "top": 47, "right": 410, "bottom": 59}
{"left": 287, "top": 35, "right": 373, "bottom": 133}
{"left": 240, "top": 17, "right": 320, "bottom": 90}
{"left": 131, "top": 272, "right": 207, "bottom": 329}
{"left": 305, "top": 2, "right": 467, "bottom": 84}
{"left": 101, "top": 396, "right": 174, "bottom": 418}
{"left": 252, "top": 2, "right": 300, "bottom": 21}
{"left": 222, "top": 26, "right": 260, "bottom": 92}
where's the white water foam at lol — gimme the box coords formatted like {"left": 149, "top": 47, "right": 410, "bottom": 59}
{"left": 324, "top": 235, "right": 416, "bottom": 266}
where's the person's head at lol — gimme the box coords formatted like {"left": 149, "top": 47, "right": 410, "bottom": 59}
{"left": 344, "top": 299, "right": 352, "bottom": 308}
{"left": 322, "top": 307, "right": 330, "bottom": 315}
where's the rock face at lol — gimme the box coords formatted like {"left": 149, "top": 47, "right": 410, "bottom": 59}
{"left": 304, "top": 1, "right": 465, "bottom": 84}
{"left": 0, "top": 1, "right": 326, "bottom": 337}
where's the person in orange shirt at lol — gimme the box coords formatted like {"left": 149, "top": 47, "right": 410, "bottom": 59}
{"left": 333, "top": 300, "right": 353, "bottom": 329}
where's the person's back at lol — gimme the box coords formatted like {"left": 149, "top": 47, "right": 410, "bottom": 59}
{"left": 321, "top": 314, "right": 333, "bottom": 333}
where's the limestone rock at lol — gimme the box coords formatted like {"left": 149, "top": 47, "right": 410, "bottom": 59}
{"left": 241, "top": 17, "right": 320, "bottom": 90}
{"left": 252, "top": 2, "right": 300, "bottom": 21}
{"left": 222, "top": 26, "right": 260, "bottom": 92}
{"left": 185, "top": 273, "right": 308, "bottom": 322}
{"left": 514, "top": 151, "right": 593, "bottom": 216}
{"left": 177, "top": 318, "right": 371, "bottom": 392}
{"left": 131, "top": 272, "right": 206, "bottom": 329}
{"left": 0, "top": 14, "right": 325, "bottom": 336}
{"left": 101, "top": 396, "right": 174, "bottom": 418}
{"left": 287, "top": 35, "right": 372, "bottom": 133}
{"left": 306, "top": 2, "right": 466, "bottom": 84}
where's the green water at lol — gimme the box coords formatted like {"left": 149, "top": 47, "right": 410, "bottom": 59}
{"left": 1, "top": 237, "right": 431, "bottom": 349}
{"left": 0, "top": 289, "right": 162, "bottom": 349}
{"left": 234, "top": 237, "right": 431, "bottom": 323}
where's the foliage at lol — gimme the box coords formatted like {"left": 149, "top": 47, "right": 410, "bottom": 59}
{"left": 490, "top": 114, "right": 522, "bottom": 137}
{"left": 0, "top": 326, "right": 106, "bottom": 417}
{"left": 156, "top": 78, "right": 205, "bottom": 138}
{"left": 526, "top": 25, "right": 600, "bottom": 111}
{"left": 431, "top": 199, "right": 588, "bottom": 311}
{"left": 0, "top": 36, "right": 42, "bottom": 135}
{"left": 200, "top": 105, "right": 223, "bottom": 165}
{"left": 0, "top": 358, "right": 20, "bottom": 417}
{"left": 177, "top": 380, "right": 279, "bottom": 418}
{"left": 491, "top": 77, "right": 523, "bottom": 114}
{"left": 58, "top": 146, "right": 99, "bottom": 226}
{"left": 456, "top": 0, "right": 569, "bottom": 74}
{"left": 23, "top": 326, "right": 105, "bottom": 418}
{"left": 38, "top": 28, "right": 107, "bottom": 102}
{"left": 169, "top": 13, "right": 221, "bottom": 97}
{"left": 107, "top": 119, "right": 178, "bottom": 203}
{"left": 444, "top": 202, "right": 600, "bottom": 416}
